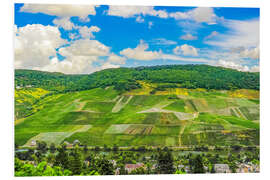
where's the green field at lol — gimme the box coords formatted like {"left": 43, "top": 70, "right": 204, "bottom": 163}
{"left": 15, "top": 85, "right": 260, "bottom": 148}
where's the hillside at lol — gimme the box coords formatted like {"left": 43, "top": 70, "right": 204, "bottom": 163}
{"left": 14, "top": 65, "right": 260, "bottom": 148}
{"left": 15, "top": 65, "right": 259, "bottom": 92}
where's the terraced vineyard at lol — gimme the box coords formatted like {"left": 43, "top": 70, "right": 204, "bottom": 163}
{"left": 15, "top": 84, "right": 260, "bottom": 148}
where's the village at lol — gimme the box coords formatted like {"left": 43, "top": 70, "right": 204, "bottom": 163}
{"left": 15, "top": 139, "right": 260, "bottom": 175}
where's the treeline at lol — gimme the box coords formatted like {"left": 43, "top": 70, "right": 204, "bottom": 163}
{"left": 15, "top": 141, "right": 260, "bottom": 176}
{"left": 15, "top": 65, "right": 259, "bottom": 93}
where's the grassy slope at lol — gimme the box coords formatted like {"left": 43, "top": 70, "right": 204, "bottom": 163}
{"left": 15, "top": 85, "right": 260, "bottom": 147}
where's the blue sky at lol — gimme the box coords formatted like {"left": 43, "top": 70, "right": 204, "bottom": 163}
{"left": 14, "top": 4, "right": 259, "bottom": 74}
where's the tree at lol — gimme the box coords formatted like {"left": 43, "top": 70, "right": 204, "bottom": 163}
{"left": 49, "top": 143, "right": 56, "bottom": 153}
{"left": 156, "top": 148, "right": 175, "bottom": 174}
{"left": 55, "top": 144, "right": 69, "bottom": 169}
{"left": 175, "top": 169, "right": 186, "bottom": 174}
{"left": 15, "top": 158, "right": 72, "bottom": 176}
{"left": 190, "top": 155, "right": 205, "bottom": 173}
{"left": 68, "top": 146, "right": 83, "bottom": 175}
{"left": 113, "top": 144, "right": 119, "bottom": 152}
{"left": 83, "top": 144, "right": 88, "bottom": 153}
{"left": 36, "top": 141, "right": 47, "bottom": 154}
{"left": 95, "top": 156, "right": 115, "bottom": 175}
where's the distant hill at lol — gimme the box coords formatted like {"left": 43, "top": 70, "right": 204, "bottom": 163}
{"left": 15, "top": 64, "right": 259, "bottom": 92}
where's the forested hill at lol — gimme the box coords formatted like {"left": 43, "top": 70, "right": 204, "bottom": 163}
{"left": 15, "top": 64, "right": 259, "bottom": 92}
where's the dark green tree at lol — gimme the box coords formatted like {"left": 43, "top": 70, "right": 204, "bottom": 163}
{"left": 49, "top": 143, "right": 56, "bottom": 153}
{"left": 190, "top": 155, "right": 205, "bottom": 173}
{"left": 156, "top": 148, "right": 175, "bottom": 174}
{"left": 55, "top": 144, "right": 69, "bottom": 169}
{"left": 68, "top": 146, "right": 83, "bottom": 175}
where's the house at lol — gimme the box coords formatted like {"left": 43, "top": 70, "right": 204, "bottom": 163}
{"left": 63, "top": 141, "right": 73, "bottom": 148}
{"left": 115, "top": 167, "right": 120, "bottom": 175}
{"left": 125, "top": 163, "right": 145, "bottom": 174}
{"left": 30, "top": 140, "right": 37, "bottom": 147}
{"left": 213, "top": 164, "right": 231, "bottom": 173}
{"left": 177, "top": 165, "right": 190, "bottom": 173}
{"left": 109, "top": 160, "right": 117, "bottom": 167}
{"left": 236, "top": 163, "right": 260, "bottom": 173}
{"left": 73, "top": 139, "right": 80, "bottom": 146}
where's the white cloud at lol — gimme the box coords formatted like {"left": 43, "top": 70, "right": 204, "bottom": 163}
{"left": 180, "top": 34, "right": 197, "bottom": 40}
{"left": 250, "top": 65, "right": 259, "bottom": 72}
{"left": 214, "top": 59, "right": 251, "bottom": 72}
{"left": 205, "top": 31, "right": 218, "bottom": 39}
{"left": 107, "top": 53, "right": 126, "bottom": 64}
{"left": 169, "top": 7, "right": 216, "bottom": 23}
{"left": 120, "top": 40, "right": 161, "bottom": 61}
{"left": 173, "top": 44, "right": 198, "bottom": 56}
{"left": 20, "top": 4, "right": 96, "bottom": 21}
{"left": 107, "top": 5, "right": 168, "bottom": 18}
{"left": 53, "top": 17, "right": 75, "bottom": 30}
{"left": 15, "top": 24, "right": 117, "bottom": 74}
{"left": 169, "top": 11, "right": 189, "bottom": 20}
{"left": 151, "top": 38, "right": 177, "bottom": 45}
{"left": 15, "top": 24, "right": 66, "bottom": 69}
{"left": 43, "top": 39, "right": 111, "bottom": 74}
{"left": 240, "top": 47, "right": 259, "bottom": 60}
{"left": 35, "top": 56, "right": 97, "bottom": 74}
{"left": 205, "top": 19, "right": 259, "bottom": 49}
{"left": 100, "top": 62, "right": 120, "bottom": 70}
{"left": 107, "top": 6, "right": 216, "bottom": 24}
{"left": 69, "top": 33, "right": 79, "bottom": 40}
{"left": 191, "top": 7, "right": 216, "bottom": 23}
{"left": 59, "top": 39, "right": 109, "bottom": 57}
{"left": 120, "top": 40, "right": 209, "bottom": 63}
{"left": 78, "top": 26, "right": 101, "bottom": 39}
{"left": 136, "top": 16, "right": 144, "bottom": 23}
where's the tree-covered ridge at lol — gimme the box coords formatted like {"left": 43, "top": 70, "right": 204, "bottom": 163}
{"left": 15, "top": 65, "right": 259, "bottom": 92}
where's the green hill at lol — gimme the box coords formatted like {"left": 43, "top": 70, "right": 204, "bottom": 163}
{"left": 14, "top": 65, "right": 260, "bottom": 148}
{"left": 15, "top": 64, "right": 259, "bottom": 92}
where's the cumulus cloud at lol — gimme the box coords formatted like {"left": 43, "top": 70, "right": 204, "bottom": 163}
{"left": 107, "top": 6, "right": 217, "bottom": 24}
{"left": 53, "top": 17, "right": 75, "bottom": 30}
{"left": 213, "top": 59, "right": 259, "bottom": 72}
{"left": 107, "top": 5, "right": 168, "bottom": 18}
{"left": 239, "top": 47, "right": 259, "bottom": 60}
{"left": 170, "top": 7, "right": 216, "bottom": 23}
{"left": 107, "top": 53, "right": 127, "bottom": 64}
{"left": 191, "top": 7, "right": 216, "bottom": 23}
{"left": 173, "top": 44, "right": 198, "bottom": 56}
{"left": 41, "top": 39, "right": 111, "bottom": 74}
{"left": 180, "top": 33, "right": 197, "bottom": 40}
{"left": 15, "top": 24, "right": 118, "bottom": 74}
{"left": 20, "top": 4, "right": 96, "bottom": 21}
{"left": 249, "top": 65, "right": 259, "bottom": 72}
{"left": 100, "top": 62, "right": 120, "bottom": 70}
{"left": 120, "top": 40, "right": 161, "bottom": 61}
{"left": 120, "top": 40, "right": 210, "bottom": 63}
{"left": 215, "top": 59, "right": 249, "bottom": 71}
{"left": 59, "top": 39, "right": 109, "bottom": 57}
{"left": 78, "top": 26, "right": 101, "bottom": 39}
{"left": 15, "top": 24, "right": 66, "bottom": 69}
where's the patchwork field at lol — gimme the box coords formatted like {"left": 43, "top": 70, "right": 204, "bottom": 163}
{"left": 15, "top": 86, "right": 260, "bottom": 148}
